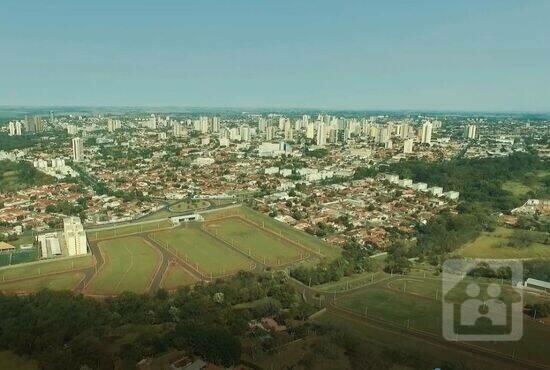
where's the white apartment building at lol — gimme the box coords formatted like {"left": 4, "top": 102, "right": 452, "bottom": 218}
{"left": 63, "top": 217, "right": 88, "bottom": 256}
{"left": 72, "top": 137, "right": 84, "bottom": 162}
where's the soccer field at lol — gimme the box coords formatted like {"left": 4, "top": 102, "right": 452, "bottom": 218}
{"left": 0, "top": 255, "right": 93, "bottom": 282}
{"left": 335, "top": 277, "right": 550, "bottom": 365}
{"left": 160, "top": 262, "right": 198, "bottom": 290}
{"left": 152, "top": 226, "right": 254, "bottom": 276}
{"left": 86, "top": 236, "right": 160, "bottom": 295}
{"left": 204, "top": 217, "right": 307, "bottom": 266}
{"left": 87, "top": 220, "right": 172, "bottom": 241}
{"left": 0, "top": 271, "right": 84, "bottom": 294}
{"left": 204, "top": 206, "right": 341, "bottom": 260}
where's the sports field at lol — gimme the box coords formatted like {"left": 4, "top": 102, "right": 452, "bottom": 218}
{"left": 457, "top": 227, "right": 550, "bottom": 259}
{"left": 152, "top": 226, "right": 253, "bottom": 276}
{"left": 0, "top": 271, "right": 84, "bottom": 294}
{"left": 204, "top": 206, "right": 341, "bottom": 259}
{"left": 334, "top": 277, "right": 550, "bottom": 365}
{"left": 86, "top": 236, "right": 160, "bottom": 295}
{"left": 0, "top": 255, "right": 93, "bottom": 282}
{"left": 205, "top": 217, "right": 306, "bottom": 266}
{"left": 87, "top": 220, "right": 172, "bottom": 241}
{"left": 160, "top": 262, "right": 198, "bottom": 290}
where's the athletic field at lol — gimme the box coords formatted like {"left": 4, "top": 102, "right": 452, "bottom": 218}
{"left": 203, "top": 206, "right": 341, "bottom": 260}
{"left": 0, "top": 271, "right": 84, "bottom": 294}
{"left": 87, "top": 220, "right": 172, "bottom": 241}
{"left": 204, "top": 217, "right": 306, "bottom": 266}
{"left": 0, "top": 255, "right": 93, "bottom": 282}
{"left": 151, "top": 226, "right": 254, "bottom": 277}
{"left": 86, "top": 236, "right": 160, "bottom": 295}
{"left": 161, "top": 261, "right": 198, "bottom": 290}
{"left": 334, "top": 276, "right": 550, "bottom": 365}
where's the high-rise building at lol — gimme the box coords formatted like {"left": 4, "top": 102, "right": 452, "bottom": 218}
{"left": 63, "top": 217, "right": 88, "bottom": 256}
{"left": 173, "top": 123, "right": 188, "bottom": 137}
{"left": 465, "top": 125, "right": 477, "bottom": 140}
{"left": 72, "top": 137, "right": 84, "bottom": 162}
{"left": 8, "top": 122, "right": 16, "bottom": 136}
{"left": 67, "top": 124, "right": 77, "bottom": 135}
{"left": 316, "top": 122, "right": 325, "bottom": 146}
{"left": 305, "top": 122, "right": 315, "bottom": 139}
{"left": 15, "top": 122, "right": 22, "bottom": 136}
{"left": 403, "top": 138, "right": 414, "bottom": 154}
{"left": 240, "top": 125, "right": 251, "bottom": 142}
{"left": 212, "top": 116, "right": 220, "bottom": 132}
{"left": 421, "top": 121, "right": 433, "bottom": 144}
{"left": 265, "top": 126, "right": 275, "bottom": 141}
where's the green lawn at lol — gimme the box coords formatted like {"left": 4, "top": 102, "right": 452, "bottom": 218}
{"left": 205, "top": 218, "right": 304, "bottom": 266}
{"left": 335, "top": 278, "right": 550, "bottom": 365}
{"left": 87, "top": 220, "right": 172, "bottom": 241}
{"left": 87, "top": 236, "right": 160, "bottom": 295}
{"left": 457, "top": 227, "right": 550, "bottom": 259}
{"left": 161, "top": 262, "right": 198, "bottom": 290}
{"left": 316, "top": 270, "right": 389, "bottom": 293}
{"left": 0, "top": 255, "right": 93, "bottom": 281}
{"left": 152, "top": 226, "right": 253, "bottom": 276}
{"left": 0, "top": 271, "right": 84, "bottom": 294}
{"left": 0, "top": 351, "right": 38, "bottom": 370}
{"left": 502, "top": 181, "right": 533, "bottom": 197}
{"left": 205, "top": 206, "right": 341, "bottom": 260}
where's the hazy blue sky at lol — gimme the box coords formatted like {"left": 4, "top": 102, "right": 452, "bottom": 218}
{"left": 1, "top": 0, "right": 549, "bottom": 111}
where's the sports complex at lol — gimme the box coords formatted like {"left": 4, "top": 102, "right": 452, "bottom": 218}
{"left": 0, "top": 204, "right": 339, "bottom": 296}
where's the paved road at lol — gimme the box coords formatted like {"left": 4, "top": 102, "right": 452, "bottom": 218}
{"left": 74, "top": 241, "right": 104, "bottom": 292}
{"left": 145, "top": 239, "right": 170, "bottom": 294}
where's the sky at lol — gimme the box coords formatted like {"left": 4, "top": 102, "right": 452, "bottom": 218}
{"left": 1, "top": 0, "right": 549, "bottom": 111}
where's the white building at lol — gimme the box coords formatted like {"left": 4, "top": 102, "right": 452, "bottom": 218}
{"left": 421, "top": 121, "right": 433, "bottom": 144}
{"left": 444, "top": 191, "right": 460, "bottom": 200}
{"left": 63, "top": 217, "right": 88, "bottom": 256}
{"left": 72, "top": 137, "right": 84, "bottom": 162}
{"left": 403, "top": 138, "right": 414, "bottom": 154}
{"left": 465, "top": 125, "right": 477, "bottom": 140}
{"left": 316, "top": 122, "right": 325, "bottom": 146}
{"left": 429, "top": 187, "right": 443, "bottom": 197}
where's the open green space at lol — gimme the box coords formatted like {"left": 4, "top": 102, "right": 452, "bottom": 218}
{"left": 205, "top": 217, "right": 304, "bottom": 266}
{"left": 87, "top": 220, "right": 172, "bottom": 241}
{"left": 204, "top": 206, "right": 341, "bottom": 259}
{"left": 457, "top": 227, "right": 550, "bottom": 259}
{"left": 0, "top": 255, "right": 93, "bottom": 282}
{"left": 152, "top": 225, "right": 253, "bottom": 276}
{"left": 0, "top": 271, "right": 84, "bottom": 294}
{"left": 0, "top": 351, "right": 38, "bottom": 370}
{"left": 502, "top": 169, "right": 549, "bottom": 197}
{"left": 315, "top": 270, "right": 389, "bottom": 292}
{"left": 87, "top": 236, "right": 160, "bottom": 295}
{"left": 0, "top": 160, "right": 53, "bottom": 193}
{"left": 334, "top": 278, "right": 550, "bottom": 365}
{"left": 161, "top": 262, "right": 198, "bottom": 290}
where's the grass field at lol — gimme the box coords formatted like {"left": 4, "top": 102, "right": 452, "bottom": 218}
{"left": 334, "top": 277, "right": 550, "bottom": 365}
{"left": 316, "top": 270, "right": 389, "bottom": 293}
{"left": 87, "top": 220, "right": 172, "bottom": 241}
{"left": 457, "top": 227, "right": 550, "bottom": 259}
{"left": 0, "top": 351, "right": 38, "bottom": 370}
{"left": 0, "top": 271, "right": 84, "bottom": 293}
{"left": 205, "top": 217, "right": 305, "bottom": 266}
{"left": 0, "top": 255, "right": 93, "bottom": 282}
{"left": 152, "top": 225, "right": 253, "bottom": 276}
{"left": 160, "top": 262, "right": 198, "bottom": 290}
{"left": 87, "top": 236, "right": 160, "bottom": 295}
{"left": 204, "top": 206, "right": 341, "bottom": 260}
